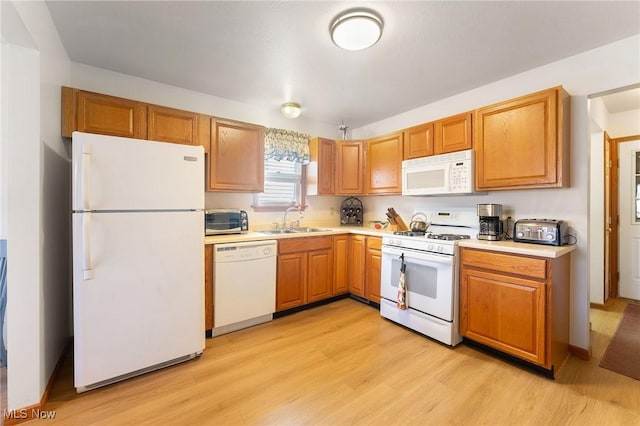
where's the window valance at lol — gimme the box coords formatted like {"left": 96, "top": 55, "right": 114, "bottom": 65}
{"left": 264, "top": 128, "right": 310, "bottom": 164}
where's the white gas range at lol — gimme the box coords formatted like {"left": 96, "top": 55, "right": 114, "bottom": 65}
{"left": 380, "top": 209, "right": 478, "bottom": 346}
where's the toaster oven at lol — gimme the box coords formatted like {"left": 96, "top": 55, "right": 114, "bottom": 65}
{"left": 205, "top": 209, "right": 248, "bottom": 235}
{"left": 513, "top": 219, "right": 568, "bottom": 246}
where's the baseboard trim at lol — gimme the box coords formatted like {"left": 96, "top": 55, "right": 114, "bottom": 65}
{"left": 3, "top": 338, "right": 71, "bottom": 425}
{"left": 569, "top": 344, "right": 591, "bottom": 361}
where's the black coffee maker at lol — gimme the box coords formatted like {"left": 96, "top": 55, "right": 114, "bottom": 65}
{"left": 477, "top": 204, "right": 503, "bottom": 241}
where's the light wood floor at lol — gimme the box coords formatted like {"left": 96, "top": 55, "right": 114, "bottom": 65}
{"left": 27, "top": 298, "right": 639, "bottom": 425}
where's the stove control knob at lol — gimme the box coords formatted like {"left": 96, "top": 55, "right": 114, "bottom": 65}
{"left": 516, "top": 231, "right": 524, "bottom": 238}
{"left": 427, "top": 244, "right": 434, "bottom": 251}
{"left": 546, "top": 233, "right": 554, "bottom": 240}
{"left": 437, "top": 245, "right": 444, "bottom": 253}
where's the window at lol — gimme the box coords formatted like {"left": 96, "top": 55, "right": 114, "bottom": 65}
{"left": 253, "top": 158, "right": 306, "bottom": 211}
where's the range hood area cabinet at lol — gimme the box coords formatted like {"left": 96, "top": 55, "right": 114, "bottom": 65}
{"left": 474, "top": 86, "right": 570, "bottom": 191}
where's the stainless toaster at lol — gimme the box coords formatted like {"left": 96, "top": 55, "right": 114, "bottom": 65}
{"left": 513, "top": 219, "right": 568, "bottom": 246}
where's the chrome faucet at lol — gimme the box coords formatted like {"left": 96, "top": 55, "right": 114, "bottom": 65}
{"left": 283, "top": 206, "right": 303, "bottom": 229}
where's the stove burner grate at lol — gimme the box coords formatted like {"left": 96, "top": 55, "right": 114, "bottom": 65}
{"left": 393, "top": 230, "right": 427, "bottom": 237}
{"left": 426, "top": 233, "right": 471, "bottom": 241}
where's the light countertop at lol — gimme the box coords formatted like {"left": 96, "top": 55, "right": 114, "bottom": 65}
{"left": 204, "top": 226, "right": 389, "bottom": 245}
{"left": 205, "top": 229, "right": 576, "bottom": 258}
{"left": 458, "top": 239, "right": 577, "bottom": 258}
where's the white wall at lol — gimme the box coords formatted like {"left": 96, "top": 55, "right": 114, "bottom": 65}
{"left": 3, "top": 41, "right": 42, "bottom": 412}
{"left": 2, "top": 0, "right": 71, "bottom": 411}
{"left": 608, "top": 109, "right": 640, "bottom": 138}
{"left": 351, "top": 35, "right": 640, "bottom": 351}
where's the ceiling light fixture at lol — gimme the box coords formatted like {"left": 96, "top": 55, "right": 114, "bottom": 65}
{"left": 330, "top": 9, "right": 383, "bottom": 51}
{"left": 281, "top": 102, "right": 302, "bottom": 118}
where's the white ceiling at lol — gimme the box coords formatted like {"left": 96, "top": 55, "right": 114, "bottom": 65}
{"left": 45, "top": 1, "right": 640, "bottom": 128}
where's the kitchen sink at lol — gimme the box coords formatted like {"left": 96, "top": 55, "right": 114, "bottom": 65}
{"left": 257, "top": 227, "right": 331, "bottom": 235}
{"left": 257, "top": 229, "right": 298, "bottom": 235}
{"left": 289, "top": 227, "right": 331, "bottom": 233}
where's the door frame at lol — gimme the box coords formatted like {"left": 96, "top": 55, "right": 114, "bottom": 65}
{"left": 608, "top": 134, "right": 640, "bottom": 298}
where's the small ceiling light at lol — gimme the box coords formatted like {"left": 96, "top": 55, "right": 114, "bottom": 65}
{"left": 281, "top": 102, "right": 302, "bottom": 118}
{"left": 330, "top": 9, "right": 383, "bottom": 51}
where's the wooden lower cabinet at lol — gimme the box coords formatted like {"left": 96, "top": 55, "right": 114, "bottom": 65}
{"left": 276, "top": 236, "right": 333, "bottom": 311}
{"left": 349, "top": 235, "right": 366, "bottom": 297}
{"left": 365, "top": 237, "right": 382, "bottom": 303}
{"left": 348, "top": 235, "right": 381, "bottom": 303}
{"left": 460, "top": 247, "right": 570, "bottom": 375}
{"left": 205, "top": 244, "right": 213, "bottom": 332}
{"left": 333, "top": 235, "right": 350, "bottom": 295}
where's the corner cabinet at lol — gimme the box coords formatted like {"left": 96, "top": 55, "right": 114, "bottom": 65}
{"left": 365, "top": 236, "right": 382, "bottom": 303}
{"left": 459, "top": 247, "right": 570, "bottom": 376}
{"left": 335, "top": 140, "right": 365, "bottom": 195}
{"left": 366, "top": 132, "right": 404, "bottom": 195}
{"left": 349, "top": 235, "right": 366, "bottom": 297}
{"left": 333, "top": 235, "right": 350, "bottom": 295}
{"left": 208, "top": 118, "right": 265, "bottom": 192}
{"left": 474, "top": 86, "right": 570, "bottom": 190}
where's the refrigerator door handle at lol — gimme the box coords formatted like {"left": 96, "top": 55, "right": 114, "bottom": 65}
{"left": 82, "top": 213, "right": 94, "bottom": 280}
{"left": 80, "top": 144, "right": 92, "bottom": 211}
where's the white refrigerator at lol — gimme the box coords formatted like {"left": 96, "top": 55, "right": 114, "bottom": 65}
{"left": 72, "top": 131, "right": 205, "bottom": 392}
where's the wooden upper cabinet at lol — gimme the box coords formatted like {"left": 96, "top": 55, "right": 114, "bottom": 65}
{"left": 62, "top": 87, "right": 147, "bottom": 139}
{"left": 366, "top": 132, "right": 404, "bottom": 195}
{"left": 434, "top": 111, "right": 472, "bottom": 154}
{"left": 307, "top": 137, "right": 335, "bottom": 195}
{"left": 147, "top": 105, "right": 199, "bottom": 146}
{"left": 335, "top": 140, "right": 365, "bottom": 195}
{"left": 475, "top": 86, "right": 569, "bottom": 191}
{"left": 403, "top": 122, "right": 434, "bottom": 159}
{"left": 208, "top": 118, "right": 265, "bottom": 192}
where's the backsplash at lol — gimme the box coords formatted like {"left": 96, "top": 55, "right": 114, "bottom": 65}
{"left": 206, "top": 188, "right": 579, "bottom": 236}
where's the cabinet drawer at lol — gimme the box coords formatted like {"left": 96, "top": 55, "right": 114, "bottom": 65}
{"left": 461, "top": 248, "right": 547, "bottom": 280}
{"left": 279, "top": 236, "right": 333, "bottom": 254}
{"left": 366, "top": 236, "right": 382, "bottom": 251}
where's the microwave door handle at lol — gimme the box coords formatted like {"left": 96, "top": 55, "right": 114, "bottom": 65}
{"left": 442, "top": 162, "right": 451, "bottom": 191}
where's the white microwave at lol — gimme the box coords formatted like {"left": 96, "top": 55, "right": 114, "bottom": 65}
{"left": 402, "top": 149, "right": 475, "bottom": 196}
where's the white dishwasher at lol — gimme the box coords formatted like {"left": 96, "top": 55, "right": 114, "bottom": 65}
{"left": 213, "top": 240, "right": 277, "bottom": 336}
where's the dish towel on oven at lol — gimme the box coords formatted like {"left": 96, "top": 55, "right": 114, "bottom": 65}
{"left": 397, "top": 254, "right": 407, "bottom": 310}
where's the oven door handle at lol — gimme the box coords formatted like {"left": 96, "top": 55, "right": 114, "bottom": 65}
{"left": 382, "top": 246, "right": 453, "bottom": 265}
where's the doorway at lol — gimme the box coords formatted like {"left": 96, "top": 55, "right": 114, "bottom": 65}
{"left": 615, "top": 137, "right": 640, "bottom": 300}
{"left": 593, "top": 85, "right": 640, "bottom": 303}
